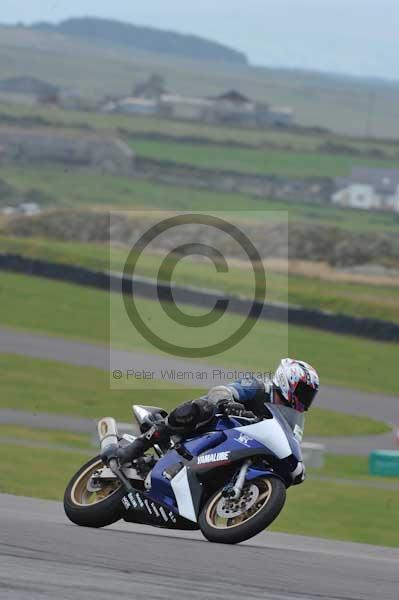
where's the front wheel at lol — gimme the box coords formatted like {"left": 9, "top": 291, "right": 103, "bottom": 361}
{"left": 199, "top": 476, "right": 286, "bottom": 544}
{"left": 64, "top": 456, "right": 125, "bottom": 528}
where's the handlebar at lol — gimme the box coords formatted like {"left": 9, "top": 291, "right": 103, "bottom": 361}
{"left": 215, "top": 410, "right": 258, "bottom": 421}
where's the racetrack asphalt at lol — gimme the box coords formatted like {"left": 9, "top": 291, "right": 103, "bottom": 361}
{"left": 1, "top": 328, "right": 398, "bottom": 454}
{"left": 1, "top": 493, "right": 398, "bottom": 600}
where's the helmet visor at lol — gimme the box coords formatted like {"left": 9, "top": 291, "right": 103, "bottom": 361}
{"left": 295, "top": 381, "right": 318, "bottom": 410}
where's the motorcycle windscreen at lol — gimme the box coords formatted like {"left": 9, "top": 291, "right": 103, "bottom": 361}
{"left": 272, "top": 405, "right": 305, "bottom": 439}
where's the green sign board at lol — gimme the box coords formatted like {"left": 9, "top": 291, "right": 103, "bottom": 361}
{"left": 369, "top": 450, "right": 399, "bottom": 477}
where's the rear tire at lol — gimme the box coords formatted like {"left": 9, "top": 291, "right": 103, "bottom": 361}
{"left": 64, "top": 456, "right": 125, "bottom": 528}
{"left": 199, "top": 476, "right": 286, "bottom": 545}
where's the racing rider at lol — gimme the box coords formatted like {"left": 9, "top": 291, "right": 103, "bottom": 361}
{"left": 101, "top": 358, "right": 319, "bottom": 483}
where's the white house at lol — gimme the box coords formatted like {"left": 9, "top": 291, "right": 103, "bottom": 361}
{"left": 100, "top": 97, "right": 159, "bottom": 116}
{"left": 332, "top": 167, "right": 399, "bottom": 212}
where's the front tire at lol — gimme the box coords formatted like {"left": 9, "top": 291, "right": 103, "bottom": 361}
{"left": 199, "top": 476, "right": 286, "bottom": 544}
{"left": 64, "top": 456, "right": 125, "bottom": 528}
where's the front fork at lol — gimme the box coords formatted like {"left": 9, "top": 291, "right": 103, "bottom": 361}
{"left": 223, "top": 460, "right": 251, "bottom": 500}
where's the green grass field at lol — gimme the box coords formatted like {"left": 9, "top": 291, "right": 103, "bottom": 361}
{"left": 271, "top": 478, "right": 399, "bottom": 547}
{"left": 0, "top": 424, "right": 91, "bottom": 450}
{"left": 1, "top": 272, "right": 398, "bottom": 396}
{"left": 1, "top": 353, "right": 388, "bottom": 437}
{"left": 0, "top": 444, "right": 88, "bottom": 499}
{"left": 1, "top": 353, "right": 191, "bottom": 421}
{"left": 310, "top": 453, "right": 399, "bottom": 482}
{"left": 130, "top": 138, "right": 399, "bottom": 178}
{"left": 3, "top": 166, "right": 399, "bottom": 236}
{"left": 3, "top": 101, "right": 399, "bottom": 179}
{"left": 1, "top": 235, "right": 399, "bottom": 322}
{"left": 2, "top": 101, "right": 399, "bottom": 158}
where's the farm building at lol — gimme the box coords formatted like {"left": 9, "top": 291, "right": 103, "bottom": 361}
{"left": 332, "top": 167, "right": 399, "bottom": 212}
{"left": 157, "top": 89, "right": 294, "bottom": 127}
{"left": 133, "top": 74, "right": 166, "bottom": 100}
{"left": 101, "top": 97, "right": 159, "bottom": 116}
{"left": 209, "top": 90, "right": 258, "bottom": 125}
{"left": 266, "top": 106, "right": 294, "bottom": 126}
{"left": 159, "top": 94, "right": 213, "bottom": 121}
{"left": 99, "top": 81, "right": 294, "bottom": 127}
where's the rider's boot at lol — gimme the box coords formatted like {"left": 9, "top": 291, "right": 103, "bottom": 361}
{"left": 117, "top": 436, "right": 149, "bottom": 464}
{"left": 113, "top": 422, "right": 171, "bottom": 465}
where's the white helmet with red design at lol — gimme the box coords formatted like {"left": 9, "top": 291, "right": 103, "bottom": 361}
{"left": 273, "top": 358, "right": 319, "bottom": 412}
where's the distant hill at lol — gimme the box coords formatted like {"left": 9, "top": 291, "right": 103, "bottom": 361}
{"left": 32, "top": 17, "right": 248, "bottom": 66}
{"left": 1, "top": 24, "right": 399, "bottom": 137}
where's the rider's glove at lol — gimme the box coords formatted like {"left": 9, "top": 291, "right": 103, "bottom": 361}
{"left": 144, "top": 422, "right": 170, "bottom": 445}
{"left": 217, "top": 399, "right": 246, "bottom": 416}
{"left": 140, "top": 411, "right": 166, "bottom": 434}
{"left": 216, "top": 399, "right": 257, "bottom": 420}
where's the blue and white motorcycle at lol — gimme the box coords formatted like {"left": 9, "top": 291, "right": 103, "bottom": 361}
{"left": 64, "top": 403, "right": 304, "bottom": 544}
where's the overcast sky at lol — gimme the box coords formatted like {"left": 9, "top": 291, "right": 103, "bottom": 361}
{"left": 2, "top": 0, "right": 399, "bottom": 80}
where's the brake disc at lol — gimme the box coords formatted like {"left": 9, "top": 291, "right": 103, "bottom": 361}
{"left": 86, "top": 470, "right": 103, "bottom": 493}
{"left": 216, "top": 484, "right": 259, "bottom": 518}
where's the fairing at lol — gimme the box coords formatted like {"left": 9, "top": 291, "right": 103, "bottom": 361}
{"left": 121, "top": 409, "right": 301, "bottom": 527}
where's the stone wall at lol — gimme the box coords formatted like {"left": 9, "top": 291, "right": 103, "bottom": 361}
{"left": 6, "top": 210, "right": 399, "bottom": 268}
{"left": 135, "top": 157, "right": 333, "bottom": 203}
{"left": 0, "top": 127, "right": 135, "bottom": 175}
{"left": 0, "top": 127, "right": 331, "bottom": 202}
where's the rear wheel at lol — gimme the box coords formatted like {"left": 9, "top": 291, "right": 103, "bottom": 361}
{"left": 199, "top": 476, "right": 286, "bottom": 544}
{"left": 64, "top": 456, "right": 125, "bottom": 528}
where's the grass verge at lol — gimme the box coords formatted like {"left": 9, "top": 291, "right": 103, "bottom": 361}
{"left": 2, "top": 166, "right": 399, "bottom": 234}
{"left": 0, "top": 272, "right": 398, "bottom": 396}
{"left": 130, "top": 138, "right": 399, "bottom": 178}
{"left": 310, "top": 453, "right": 399, "bottom": 482}
{"left": 1, "top": 353, "right": 192, "bottom": 422}
{"left": 271, "top": 478, "right": 399, "bottom": 547}
{"left": 0, "top": 424, "right": 92, "bottom": 450}
{"left": 1, "top": 236, "right": 399, "bottom": 322}
{"left": 0, "top": 354, "right": 390, "bottom": 437}
{"left": 2, "top": 102, "right": 399, "bottom": 157}
{"left": 0, "top": 443, "right": 89, "bottom": 500}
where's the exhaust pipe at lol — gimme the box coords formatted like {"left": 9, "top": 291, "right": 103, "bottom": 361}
{"left": 97, "top": 417, "right": 136, "bottom": 497}
{"left": 97, "top": 417, "right": 119, "bottom": 452}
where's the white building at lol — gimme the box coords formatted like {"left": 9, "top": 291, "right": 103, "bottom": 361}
{"left": 1, "top": 202, "right": 41, "bottom": 216}
{"left": 100, "top": 97, "right": 159, "bottom": 116}
{"left": 19, "top": 202, "right": 41, "bottom": 216}
{"left": 159, "top": 94, "right": 213, "bottom": 122}
{"left": 332, "top": 167, "right": 399, "bottom": 212}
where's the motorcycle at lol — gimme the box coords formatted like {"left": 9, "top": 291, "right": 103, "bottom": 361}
{"left": 64, "top": 402, "right": 304, "bottom": 544}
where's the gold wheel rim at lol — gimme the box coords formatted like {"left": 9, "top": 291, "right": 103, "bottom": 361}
{"left": 71, "top": 459, "right": 121, "bottom": 507}
{"left": 205, "top": 478, "right": 273, "bottom": 530}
